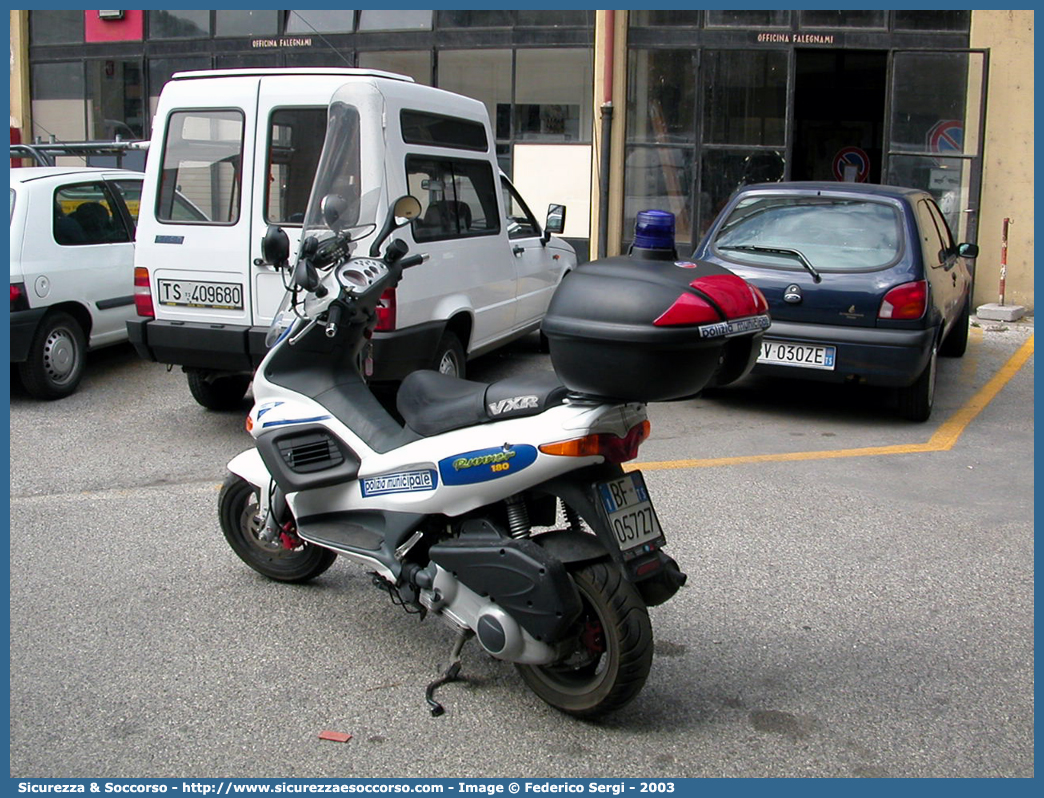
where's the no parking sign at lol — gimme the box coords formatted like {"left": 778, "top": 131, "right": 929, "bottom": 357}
{"left": 832, "top": 146, "right": 869, "bottom": 182}
{"left": 927, "top": 119, "right": 963, "bottom": 164}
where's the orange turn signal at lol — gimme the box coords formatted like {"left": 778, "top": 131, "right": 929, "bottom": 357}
{"left": 539, "top": 421, "right": 650, "bottom": 464}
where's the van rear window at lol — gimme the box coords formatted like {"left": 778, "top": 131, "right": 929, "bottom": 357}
{"left": 157, "top": 109, "right": 245, "bottom": 225}
{"left": 400, "top": 110, "right": 488, "bottom": 152}
{"left": 266, "top": 107, "right": 327, "bottom": 225}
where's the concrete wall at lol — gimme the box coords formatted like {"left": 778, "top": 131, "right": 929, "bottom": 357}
{"left": 971, "top": 10, "right": 1035, "bottom": 312}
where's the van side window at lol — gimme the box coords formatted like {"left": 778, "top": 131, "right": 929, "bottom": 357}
{"left": 400, "top": 110, "right": 488, "bottom": 152}
{"left": 266, "top": 107, "right": 327, "bottom": 225}
{"left": 407, "top": 156, "right": 501, "bottom": 242}
{"left": 157, "top": 109, "right": 244, "bottom": 225}
{"left": 500, "top": 178, "right": 541, "bottom": 240}
{"left": 53, "top": 182, "right": 130, "bottom": 246}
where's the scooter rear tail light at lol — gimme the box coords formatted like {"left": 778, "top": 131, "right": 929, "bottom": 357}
{"left": 879, "top": 280, "right": 927, "bottom": 320}
{"left": 134, "top": 267, "right": 155, "bottom": 318}
{"left": 539, "top": 421, "right": 651, "bottom": 464}
{"left": 375, "top": 288, "right": 396, "bottom": 331}
{"left": 652, "top": 293, "right": 719, "bottom": 327}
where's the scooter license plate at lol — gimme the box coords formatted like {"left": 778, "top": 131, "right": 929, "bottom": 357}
{"left": 595, "top": 471, "right": 665, "bottom": 559}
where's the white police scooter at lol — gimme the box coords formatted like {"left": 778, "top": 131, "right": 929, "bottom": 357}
{"left": 221, "top": 159, "right": 768, "bottom": 718}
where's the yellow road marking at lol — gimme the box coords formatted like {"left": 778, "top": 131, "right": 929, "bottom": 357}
{"left": 628, "top": 334, "right": 1034, "bottom": 472}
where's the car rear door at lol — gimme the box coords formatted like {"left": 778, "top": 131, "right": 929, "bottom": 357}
{"left": 251, "top": 77, "right": 335, "bottom": 327}
{"left": 137, "top": 77, "right": 256, "bottom": 329}
{"left": 915, "top": 196, "right": 969, "bottom": 328}
{"left": 47, "top": 176, "right": 137, "bottom": 345}
{"left": 405, "top": 154, "right": 516, "bottom": 351}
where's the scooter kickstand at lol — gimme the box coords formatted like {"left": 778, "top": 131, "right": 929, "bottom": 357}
{"left": 425, "top": 630, "right": 473, "bottom": 717}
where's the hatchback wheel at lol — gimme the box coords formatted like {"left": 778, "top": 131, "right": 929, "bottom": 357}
{"left": 940, "top": 297, "right": 971, "bottom": 358}
{"left": 896, "top": 344, "right": 937, "bottom": 422}
{"left": 18, "top": 311, "right": 87, "bottom": 400}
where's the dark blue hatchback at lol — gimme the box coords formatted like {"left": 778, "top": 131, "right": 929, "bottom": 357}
{"left": 692, "top": 182, "right": 978, "bottom": 421}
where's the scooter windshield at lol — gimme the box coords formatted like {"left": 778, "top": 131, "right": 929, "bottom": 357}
{"left": 300, "top": 99, "right": 382, "bottom": 246}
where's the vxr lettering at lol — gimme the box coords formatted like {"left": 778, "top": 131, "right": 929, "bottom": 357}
{"left": 488, "top": 395, "right": 538, "bottom": 415}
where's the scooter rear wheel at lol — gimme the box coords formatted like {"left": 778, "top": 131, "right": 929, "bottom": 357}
{"left": 218, "top": 474, "right": 337, "bottom": 583}
{"left": 516, "top": 561, "right": 653, "bottom": 717}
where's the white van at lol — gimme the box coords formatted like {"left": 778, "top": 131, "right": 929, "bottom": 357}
{"left": 128, "top": 68, "right": 575, "bottom": 409}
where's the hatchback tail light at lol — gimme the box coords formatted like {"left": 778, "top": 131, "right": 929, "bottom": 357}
{"left": 134, "top": 267, "right": 155, "bottom": 318}
{"left": 10, "top": 282, "right": 29, "bottom": 312}
{"left": 879, "top": 280, "right": 927, "bottom": 320}
{"left": 375, "top": 288, "right": 396, "bottom": 331}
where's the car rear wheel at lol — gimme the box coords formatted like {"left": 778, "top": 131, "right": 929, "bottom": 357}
{"left": 940, "top": 297, "right": 971, "bottom": 358}
{"left": 18, "top": 311, "right": 87, "bottom": 400}
{"left": 896, "top": 343, "right": 937, "bottom": 422}
{"left": 187, "top": 370, "right": 252, "bottom": 410}
{"left": 432, "top": 331, "right": 466, "bottom": 379}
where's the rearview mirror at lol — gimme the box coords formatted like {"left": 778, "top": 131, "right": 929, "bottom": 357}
{"left": 958, "top": 242, "right": 979, "bottom": 259}
{"left": 370, "top": 195, "right": 423, "bottom": 257}
{"left": 545, "top": 204, "right": 566, "bottom": 237}
{"left": 261, "top": 225, "right": 290, "bottom": 268}
{"left": 320, "top": 194, "right": 350, "bottom": 231}
{"left": 393, "top": 195, "right": 422, "bottom": 224}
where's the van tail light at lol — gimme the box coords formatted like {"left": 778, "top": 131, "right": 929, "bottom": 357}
{"left": 879, "top": 280, "right": 927, "bottom": 320}
{"left": 539, "top": 421, "right": 651, "bottom": 464}
{"left": 10, "top": 282, "right": 29, "bottom": 312}
{"left": 375, "top": 288, "right": 397, "bottom": 331}
{"left": 134, "top": 267, "right": 155, "bottom": 318}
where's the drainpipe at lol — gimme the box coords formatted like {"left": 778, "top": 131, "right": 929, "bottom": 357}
{"left": 597, "top": 10, "right": 615, "bottom": 260}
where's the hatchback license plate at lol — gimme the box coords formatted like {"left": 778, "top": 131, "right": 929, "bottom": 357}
{"left": 596, "top": 471, "right": 664, "bottom": 559}
{"left": 759, "top": 339, "right": 836, "bottom": 370}
{"left": 157, "top": 279, "right": 243, "bottom": 310}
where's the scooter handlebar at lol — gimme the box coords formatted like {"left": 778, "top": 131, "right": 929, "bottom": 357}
{"left": 398, "top": 253, "right": 428, "bottom": 269}
{"left": 324, "top": 301, "right": 343, "bottom": 337}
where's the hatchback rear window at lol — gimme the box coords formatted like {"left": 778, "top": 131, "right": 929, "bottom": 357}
{"left": 713, "top": 196, "right": 903, "bottom": 271}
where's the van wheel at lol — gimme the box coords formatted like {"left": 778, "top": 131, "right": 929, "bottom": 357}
{"left": 187, "top": 370, "right": 251, "bottom": 410}
{"left": 432, "top": 332, "right": 466, "bottom": 379}
{"left": 18, "top": 311, "right": 87, "bottom": 400}
{"left": 896, "top": 344, "right": 937, "bottom": 422}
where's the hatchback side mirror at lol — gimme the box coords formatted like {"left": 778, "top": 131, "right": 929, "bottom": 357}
{"left": 958, "top": 242, "right": 979, "bottom": 259}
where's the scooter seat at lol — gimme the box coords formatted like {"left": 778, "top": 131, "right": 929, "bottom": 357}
{"left": 397, "top": 370, "right": 568, "bottom": 437}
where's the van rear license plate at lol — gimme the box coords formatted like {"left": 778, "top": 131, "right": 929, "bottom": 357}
{"left": 596, "top": 471, "right": 664, "bottom": 558}
{"left": 758, "top": 339, "right": 836, "bottom": 370}
{"left": 157, "top": 279, "right": 243, "bottom": 310}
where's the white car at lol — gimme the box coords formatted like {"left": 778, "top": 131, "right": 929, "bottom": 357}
{"left": 10, "top": 166, "right": 146, "bottom": 399}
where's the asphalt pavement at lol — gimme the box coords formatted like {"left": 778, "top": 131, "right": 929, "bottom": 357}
{"left": 7, "top": 316, "right": 1034, "bottom": 778}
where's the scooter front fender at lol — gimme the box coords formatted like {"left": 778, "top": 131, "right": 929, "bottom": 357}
{"left": 227, "top": 448, "right": 272, "bottom": 489}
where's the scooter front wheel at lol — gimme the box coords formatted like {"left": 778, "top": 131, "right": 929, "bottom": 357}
{"left": 218, "top": 473, "right": 337, "bottom": 583}
{"left": 516, "top": 561, "right": 653, "bottom": 718}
